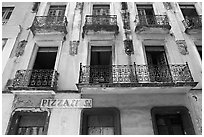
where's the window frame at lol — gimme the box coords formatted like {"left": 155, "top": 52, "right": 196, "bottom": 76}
{"left": 7, "top": 110, "right": 50, "bottom": 135}
{"left": 80, "top": 107, "right": 121, "bottom": 135}
{"left": 2, "top": 7, "right": 14, "bottom": 19}
{"left": 151, "top": 106, "right": 195, "bottom": 135}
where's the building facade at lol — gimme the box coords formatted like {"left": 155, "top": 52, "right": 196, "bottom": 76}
{"left": 2, "top": 2, "right": 202, "bottom": 135}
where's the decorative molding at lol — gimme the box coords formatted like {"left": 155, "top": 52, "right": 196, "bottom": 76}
{"left": 31, "top": 2, "right": 40, "bottom": 13}
{"left": 176, "top": 40, "right": 189, "bottom": 55}
{"left": 15, "top": 40, "right": 27, "bottom": 57}
{"left": 75, "top": 2, "right": 84, "bottom": 11}
{"left": 163, "top": 2, "right": 172, "bottom": 10}
{"left": 70, "top": 41, "right": 79, "bottom": 55}
{"left": 124, "top": 40, "right": 134, "bottom": 55}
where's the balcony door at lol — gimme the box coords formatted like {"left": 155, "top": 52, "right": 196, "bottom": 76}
{"left": 90, "top": 46, "right": 112, "bottom": 83}
{"left": 179, "top": 5, "right": 198, "bottom": 17}
{"left": 92, "top": 5, "right": 110, "bottom": 25}
{"left": 48, "top": 5, "right": 66, "bottom": 22}
{"left": 29, "top": 47, "right": 58, "bottom": 87}
{"left": 145, "top": 46, "right": 172, "bottom": 82}
{"left": 179, "top": 5, "right": 198, "bottom": 27}
{"left": 137, "top": 5, "right": 154, "bottom": 25}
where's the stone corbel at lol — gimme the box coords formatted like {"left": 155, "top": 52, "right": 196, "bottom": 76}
{"left": 69, "top": 41, "right": 79, "bottom": 55}
{"left": 15, "top": 40, "right": 27, "bottom": 57}
{"left": 31, "top": 2, "right": 40, "bottom": 13}
{"left": 176, "top": 40, "right": 189, "bottom": 55}
{"left": 124, "top": 40, "right": 134, "bottom": 55}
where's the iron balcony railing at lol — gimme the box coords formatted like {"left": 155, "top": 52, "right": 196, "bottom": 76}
{"left": 183, "top": 15, "right": 202, "bottom": 29}
{"left": 12, "top": 69, "right": 59, "bottom": 90}
{"left": 30, "top": 16, "right": 68, "bottom": 35}
{"left": 82, "top": 15, "right": 119, "bottom": 37}
{"left": 78, "top": 63, "right": 194, "bottom": 84}
{"left": 135, "top": 15, "right": 171, "bottom": 29}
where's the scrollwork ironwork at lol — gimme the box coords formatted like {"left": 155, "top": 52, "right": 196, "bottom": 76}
{"left": 12, "top": 69, "right": 59, "bottom": 90}
{"left": 79, "top": 63, "right": 194, "bottom": 85}
{"left": 135, "top": 15, "right": 171, "bottom": 31}
{"left": 82, "top": 15, "right": 119, "bottom": 37}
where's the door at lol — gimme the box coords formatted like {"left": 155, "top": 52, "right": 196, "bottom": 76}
{"left": 156, "top": 114, "right": 185, "bottom": 135}
{"left": 29, "top": 47, "right": 58, "bottom": 87}
{"left": 47, "top": 5, "right": 66, "bottom": 23}
{"left": 87, "top": 115, "right": 114, "bottom": 135}
{"left": 92, "top": 5, "right": 110, "bottom": 25}
{"left": 179, "top": 5, "right": 198, "bottom": 27}
{"left": 137, "top": 5, "right": 155, "bottom": 25}
{"left": 90, "top": 46, "right": 112, "bottom": 83}
{"left": 145, "top": 46, "right": 171, "bottom": 82}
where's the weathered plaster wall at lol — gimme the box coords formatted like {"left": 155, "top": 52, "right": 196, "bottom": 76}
{"left": 82, "top": 93, "right": 192, "bottom": 135}
{"left": 2, "top": 94, "right": 14, "bottom": 134}
{"left": 47, "top": 93, "right": 81, "bottom": 135}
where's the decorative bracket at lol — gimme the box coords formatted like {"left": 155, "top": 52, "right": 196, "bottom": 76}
{"left": 31, "top": 2, "right": 40, "bottom": 13}
{"left": 69, "top": 41, "right": 79, "bottom": 55}
{"left": 124, "top": 40, "right": 134, "bottom": 55}
{"left": 15, "top": 40, "right": 27, "bottom": 57}
{"left": 176, "top": 40, "right": 189, "bottom": 55}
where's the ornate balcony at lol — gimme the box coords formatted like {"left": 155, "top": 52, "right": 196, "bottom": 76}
{"left": 135, "top": 15, "right": 171, "bottom": 33}
{"left": 10, "top": 69, "right": 59, "bottom": 91}
{"left": 30, "top": 16, "right": 68, "bottom": 35}
{"left": 77, "top": 63, "right": 197, "bottom": 89}
{"left": 82, "top": 15, "right": 119, "bottom": 38}
{"left": 183, "top": 15, "right": 202, "bottom": 34}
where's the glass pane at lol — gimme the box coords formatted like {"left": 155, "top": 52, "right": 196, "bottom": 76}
{"left": 88, "top": 115, "right": 100, "bottom": 127}
{"left": 158, "top": 126, "right": 169, "bottom": 135}
{"left": 102, "top": 127, "right": 114, "bottom": 135}
{"left": 5, "top": 11, "right": 12, "bottom": 19}
{"left": 88, "top": 127, "right": 101, "bottom": 135}
{"left": 19, "top": 115, "right": 45, "bottom": 127}
{"left": 172, "top": 125, "right": 184, "bottom": 135}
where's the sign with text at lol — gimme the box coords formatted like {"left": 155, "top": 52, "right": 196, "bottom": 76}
{"left": 40, "top": 99, "right": 92, "bottom": 108}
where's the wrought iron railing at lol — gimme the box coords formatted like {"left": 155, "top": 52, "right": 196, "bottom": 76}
{"left": 30, "top": 16, "right": 68, "bottom": 35}
{"left": 85, "top": 15, "right": 117, "bottom": 26}
{"left": 183, "top": 15, "right": 202, "bottom": 29}
{"left": 78, "top": 63, "right": 194, "bottom": 84}
{"left": 12, "top": 69, "right": 59, "bottom": 90}
{"left": 135, "top": 15, "right": 171, "bottom": 28}
{"left": 82, "top": 15, "right": 119, "bottom": 37}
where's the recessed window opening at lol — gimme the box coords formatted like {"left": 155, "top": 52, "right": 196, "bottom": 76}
{"left": 151, "top": 107, "right": 195, "bottom": 135}
{"left": 2, "top": 7, "right": 14, "bottom": 20}
{"left": 156, "top": 114, "right": 185, "bottom": 135}
{"left": 81, "top": 108, "right": 121, "bottom": 135}
{"left": 179, "top": 5, "right": 198, "bottom": 17}
{"left": 33, "top": 47, "right": 58, "bottom": 70}
{"left": 137, "top": 5, "right": 154, "bottom": 25}
{"left": 48, "top": 5, "right": 66, "bottom": 16}
{"left": 93, "top": 5, "right": 110, "bottom": 15}
{"left": 7, "top": 111, "right": 48, "bottom": 135}
{"left": 90, "top": 46, "right": 112, "bottom": 83}
{"left": 29, "top": 47, "right": 58, "bottom": 87}
{"left": 145, "top": 46, "right": 171, "bottom": 82}
{"left": 137, "top": 5, "right": 154, "bottom": 16}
